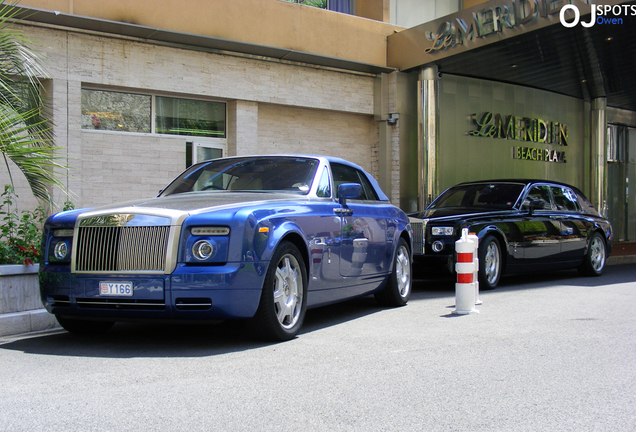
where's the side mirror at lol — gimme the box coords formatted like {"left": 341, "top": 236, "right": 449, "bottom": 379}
{"left": 338, "top": 183, "right": 362, "bottom": 207}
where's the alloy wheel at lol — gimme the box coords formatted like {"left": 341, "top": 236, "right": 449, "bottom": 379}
{"left": 273, "top": 254, "right": 303, "bottom": 330}
{"left": 484, "top": 241, "right": 500, "bottom": 285}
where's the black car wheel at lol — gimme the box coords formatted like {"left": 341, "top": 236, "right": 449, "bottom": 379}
{"left": 375, "top": 238, "right": 411, "bottom": 307}
{"left": 56, "top": 316, "right": 115, "bottom": 334}
{"left": 478, "top": 235, "right": 502, "bottom": 290}
{"left": 578, "top": 232, "right": 606, "bottom": 276}
{"left": 249, "top": 241, "right": 307, "bottom": 341}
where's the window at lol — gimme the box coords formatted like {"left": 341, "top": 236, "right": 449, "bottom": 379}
{"left": 327, "top": 0, "right": 352, "bottom": 13}
{"left": 155, "top": 96, "right": 225, "bottom": 138}
{"left": 281, "top": 0, "right": 355, "bottom": 13}
{"left": 431, "top": 183, "right": 524, "bottom": 209}
{"left": 81, "top": 89, "right": 151, "bottom": 132}
{"left": 331, "top": 163, "right": 378, "bottom": 201}
{"left": 281, "top": 0, "right": 327, "bottom": 9}
{"left": 81, "top": 89, "right": 226, "bottom": 138}
{"left": 552, "top": 186, "right": 580, "bottom": 211}
{"left": 524, "top": 185, "right": 553, "bottom": 210}
{"left": 316, "top": 167, "right": 331, "bottom": 198}
{"left": 161, "top": 157, "right": 319, "bottom": 196}
{"left": 186, "top": 142, "right": 224, "bottom": 167}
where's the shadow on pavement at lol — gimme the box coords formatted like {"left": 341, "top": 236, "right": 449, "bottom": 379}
{"left": 1, "top": 265, "right": 631, "bottom": 359}
{"left": 0, "top": 296, "right": 390, "bottom": 359}
{"left": 412, "top": 262, "right": 635, "bottom": 295}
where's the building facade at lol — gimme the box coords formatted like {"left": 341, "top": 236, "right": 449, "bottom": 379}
{"left": 4, "top": 0, "right": 635, "bottom": 243}
{"left": 388, "top": 0, "right": 636, "bottom": 241}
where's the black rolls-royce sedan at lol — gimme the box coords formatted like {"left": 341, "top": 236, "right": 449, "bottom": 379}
{"left": 409, "top": 180, "right": 613, "bottom": 289}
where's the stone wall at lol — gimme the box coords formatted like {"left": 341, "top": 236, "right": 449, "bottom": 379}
{"left": 0, "top": 265, "right": 58, "bottom": 337}
{"left": 0, "top": 265, "right": 41, "bottom": 314}
{"left": 11, "top": 23, "right": 383, "bottom": 209}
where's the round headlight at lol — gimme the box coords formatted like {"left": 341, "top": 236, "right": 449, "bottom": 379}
{"left": 432, "top": 240, "right": 444, "bottom": 253}
{"left": 192, "top": 239, "right": 216, "bottom": 261}
{"left": 54, "top": 241, "right": 69, "bottom": 260}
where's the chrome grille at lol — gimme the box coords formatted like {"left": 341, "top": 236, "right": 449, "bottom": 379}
{"left": 409, "top": 218, "right": 426, "bottom": 255}
{"left": 75, "top": 225, "right": 170, "bottom": 272}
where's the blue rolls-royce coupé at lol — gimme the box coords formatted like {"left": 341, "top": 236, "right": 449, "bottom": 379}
{"left": 40, "top": 155, "right": 412, "bottom": 341}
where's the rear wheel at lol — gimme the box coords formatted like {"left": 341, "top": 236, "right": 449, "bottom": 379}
{"left": 478, "top": 235, "right": 502, "bottom": 290}
{"left": 578, "top": 232, "right": 606, "bottom": 276}
{"left": 56, "top": 316, "right": 115, "bottom": 334}
{"left": 249, "top": 241, "right": 307, "bottom": 341}
{"left": 375, "top": 238, "right": 411, "bottom": 307}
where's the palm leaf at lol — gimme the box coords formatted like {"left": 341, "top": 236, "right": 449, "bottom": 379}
{"left": 0, "top": 105, "right": 65, "bottom": 203}
{"left": 0, "top": 2, "right": 66, "bottom": 205}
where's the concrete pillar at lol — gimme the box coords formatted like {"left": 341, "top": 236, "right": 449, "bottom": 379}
{"left": 374, "top": 72, "right": 401, "bottom": 204}
{"left": 418, "top": 65, "right": 439, "bottom": 210}
{"left": 43, "top": 78, "right": 81, "bottom": 210}
{"left": 227, "top": 100, "right": 258, "bottom": 156}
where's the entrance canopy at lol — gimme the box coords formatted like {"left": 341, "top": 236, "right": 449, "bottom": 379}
{"left": 388, "top": 0, "right": 636, "bottom": 111}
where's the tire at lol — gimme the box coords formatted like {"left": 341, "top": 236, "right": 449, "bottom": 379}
{"left": 375, "top": 238, "right": 411, "bottom": 307}
{"left": 478, "top": 235, "right": 502, "bottom": 290}
{"left": 249, "top": 241, "right": 308, "bottom": 342}
{"left": 578, "top": 232, "right": 606, "bottom": 276}
{"left": 56, "top": 316, "right": 115, "bottom": 334}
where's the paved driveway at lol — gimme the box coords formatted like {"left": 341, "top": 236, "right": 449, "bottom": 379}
{"left": 1, "top": 265, "right": 635, "bottom": 431}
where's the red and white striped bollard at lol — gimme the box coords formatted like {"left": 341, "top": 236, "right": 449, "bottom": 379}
{"left": 453, "top": 228, "right": 479, "bottom": 315}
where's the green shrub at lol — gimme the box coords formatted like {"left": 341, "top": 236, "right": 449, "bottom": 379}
{"left": 0, "top": 185, "right": 46, "bottom": 266}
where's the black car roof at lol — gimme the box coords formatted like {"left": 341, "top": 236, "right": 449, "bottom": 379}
{"left": 453, "top": 179, "right": 580, "bottom": 189}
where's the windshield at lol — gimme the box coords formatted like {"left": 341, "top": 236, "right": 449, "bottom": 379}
{"left": 429, "top": 183, "right": 525, "bottom": 210}
{"left": 161, "top": 156, "right": 320, "bottom": 196}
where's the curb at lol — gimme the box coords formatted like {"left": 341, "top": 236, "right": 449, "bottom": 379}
{"left": 0, "top": 309, "right": 60, "bottom": 337}
{"left": 607, "top": 255, "right": 636, "bottom": 266}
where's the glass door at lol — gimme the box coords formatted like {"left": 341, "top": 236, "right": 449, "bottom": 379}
{"left": 607, "top": 125, "right": 636, "bottom": 241}
{"left": 186, "top": 141, "right": 225, "bottom": 167}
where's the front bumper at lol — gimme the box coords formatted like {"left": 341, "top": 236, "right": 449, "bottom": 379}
{"left": 39, "top": 261, "right": 268, "bottom": 321}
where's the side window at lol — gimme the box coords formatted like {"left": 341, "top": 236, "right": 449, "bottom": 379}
{"left": 357, "top": 172, "right": 379, "bottom": 201}
{"left": 524, "top": 185, "right": 553, "bottom": 210}
{"left": 316, "top": 167, "right": 331, "bottom": 198}
{"left": 552, "top": 186, "right": 581, "bottom": 211}
{"left": 330, "top": 163, "right": 378, "bottom": 201}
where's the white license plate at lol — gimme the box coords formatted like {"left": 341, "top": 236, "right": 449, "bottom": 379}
{"left": 100, "top": 282, "right": 133, "bottom": 297}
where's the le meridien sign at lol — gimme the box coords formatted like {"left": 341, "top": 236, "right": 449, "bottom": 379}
{"left": 424, "top": 0, "right": 567, "bottom": 54}
{"left": 469, "top": 112, "right": 567, "bottom": 163}
{"left": 387, "top": 0, "right": 627, "bottom": 70}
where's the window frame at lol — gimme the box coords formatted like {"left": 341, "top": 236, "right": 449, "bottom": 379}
{"left": 81, "top": 86, "right": 227, "bottom": 139}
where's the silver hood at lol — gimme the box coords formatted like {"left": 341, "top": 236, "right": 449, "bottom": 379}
{"left": 78, "top": 191, "right": 305, "bottom": 226}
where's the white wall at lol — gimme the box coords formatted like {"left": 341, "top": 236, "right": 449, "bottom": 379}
{"left": 12, "top": 23, "right": 381, "bottom": 210}
{"left": 390, "top": 0, "right": 460, "bottom": 28}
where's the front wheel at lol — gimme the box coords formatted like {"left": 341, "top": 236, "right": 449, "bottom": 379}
{"left": 478, "top": 235, "right": 502, "bottom": 290}
{"left": 249, "top": 241, "right": 308, "bottom": 341}
{"left": 56, "top": 316, "right": 115, "bottom": 334}
{"left": 578, "top": 232, "right": 606, "bottom": 276}
{"left": 375, "top": 238, "right": 411, "bottom": 307}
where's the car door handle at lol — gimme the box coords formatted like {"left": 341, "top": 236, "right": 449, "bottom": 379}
{"left": 334, "top": 208, "right": 353, "bottom": 216}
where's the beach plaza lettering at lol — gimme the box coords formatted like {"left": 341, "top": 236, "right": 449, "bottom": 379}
{"left": 425, "top": 0, "right": 577, "bottom": 53}
{"left": 469, "top": 112, "right": 568, "bottom": 145}
{"left": 512, "top": 146, "right": 566, "bottom": 163}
